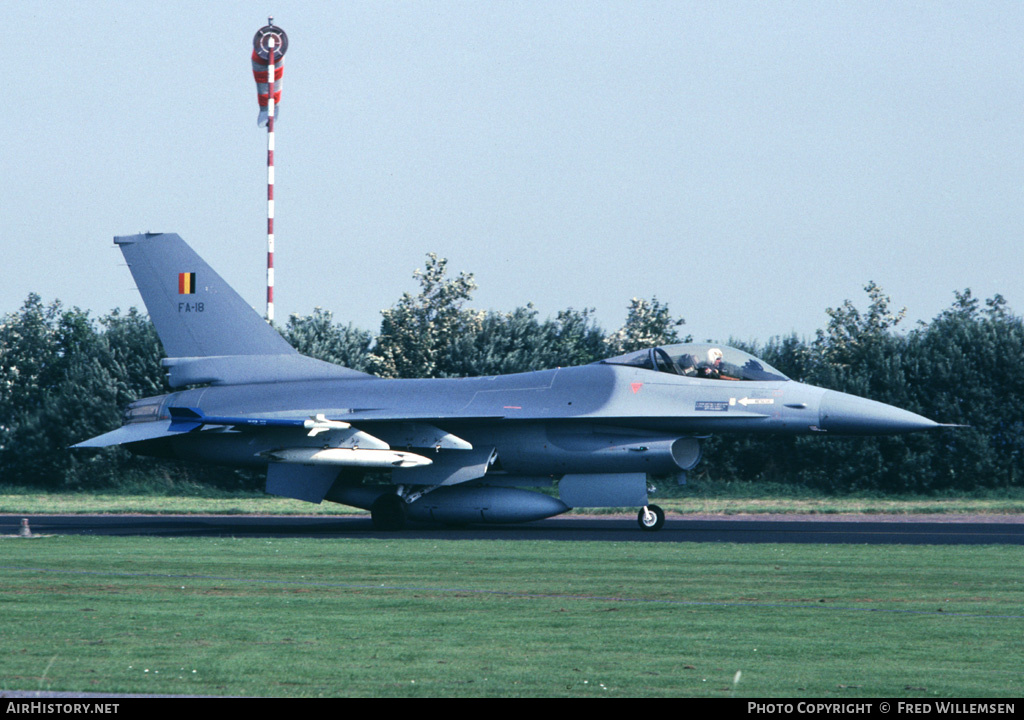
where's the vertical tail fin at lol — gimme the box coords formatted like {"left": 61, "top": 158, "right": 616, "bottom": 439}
{"left": 115, "top": 233, "right": 295, "bottom": 359}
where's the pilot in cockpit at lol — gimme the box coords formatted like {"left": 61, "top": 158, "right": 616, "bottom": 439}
{"left": 695, "top": 347, "right": 724, "bottom": 379}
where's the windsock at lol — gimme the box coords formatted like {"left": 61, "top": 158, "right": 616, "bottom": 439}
{"left": 252, "top": 23, "right": 288, "bottom": 127}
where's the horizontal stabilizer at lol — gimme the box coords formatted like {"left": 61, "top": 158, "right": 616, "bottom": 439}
{"left": 72, "top": 421, "right": 177, "bottom": 448}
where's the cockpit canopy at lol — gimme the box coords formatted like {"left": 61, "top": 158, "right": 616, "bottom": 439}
{"left": 599, "top": 343, "right": 789, "bottom": 382}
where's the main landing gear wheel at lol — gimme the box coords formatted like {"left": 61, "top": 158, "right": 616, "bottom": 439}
{"left": 371, "top": 493, "right": 408, "bottom": 531}
{"left": 637, "top": 504, "right": 665, "bottom": 531}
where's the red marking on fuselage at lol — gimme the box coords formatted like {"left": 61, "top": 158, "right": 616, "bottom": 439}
{"left": 631, "top": 383, "right": 643, "bottom": 394}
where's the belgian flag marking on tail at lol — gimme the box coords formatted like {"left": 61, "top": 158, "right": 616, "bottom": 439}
{"left": 178, "top": 272, "right": 196, "bottom": 294}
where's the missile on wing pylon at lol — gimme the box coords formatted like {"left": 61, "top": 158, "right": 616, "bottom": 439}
{"left": 303, "top": 414, "right": 352, "bottom": 436}
{"left": 262, "top": 447, "right": 433, "bottom": 468}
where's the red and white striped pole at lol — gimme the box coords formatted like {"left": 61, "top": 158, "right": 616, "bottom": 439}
{"left": 266, "top": 36, "right": 276, "bottom": 323}
{"left": 252, "top": 20, "right": 287, "bottom": 322}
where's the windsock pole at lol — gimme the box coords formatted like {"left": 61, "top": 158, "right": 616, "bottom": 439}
{"left": 266, "top": 35, "right": 276, "bottom": 323}
{"left": 252, "top": 19, "right": 287, "bottom": 323}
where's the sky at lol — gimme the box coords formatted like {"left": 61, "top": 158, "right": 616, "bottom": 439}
{"left": 4, "top": 1, "right": 1023, "bottom": 346}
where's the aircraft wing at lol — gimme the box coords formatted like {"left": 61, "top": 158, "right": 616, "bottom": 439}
{"left": 166, "top": 407, "right": 476, "bottom": 452}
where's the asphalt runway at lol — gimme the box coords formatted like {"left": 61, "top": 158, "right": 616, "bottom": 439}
{"left": 2, "top": 514, "right": 1022, "bottom": 544}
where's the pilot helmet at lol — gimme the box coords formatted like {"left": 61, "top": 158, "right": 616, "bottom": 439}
{"left": 708, "top": 348, "right": 724, "bottom": 364}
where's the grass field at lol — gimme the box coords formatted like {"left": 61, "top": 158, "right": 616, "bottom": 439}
{"left": 1, "top": 536, "right": 1021, "bottom": 697}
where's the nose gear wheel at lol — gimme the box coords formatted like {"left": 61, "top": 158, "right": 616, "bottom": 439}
{"left": 637, "top": 504, "right": 665, "bottom": 531}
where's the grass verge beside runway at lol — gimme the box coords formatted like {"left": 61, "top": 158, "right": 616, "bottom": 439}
{"left": 0, "top": 536, "right": 1021, "bottom": 697}
{"left": 1, "top": 485, "right": 1023, "bottom": 516}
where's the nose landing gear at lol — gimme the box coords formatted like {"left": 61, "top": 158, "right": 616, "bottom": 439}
{"left": 637, "top": 504, "right": 665, "bottom": 531}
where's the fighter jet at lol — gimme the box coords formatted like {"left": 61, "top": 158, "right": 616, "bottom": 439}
{"left": 75, "top": 233, "right": 943, "bottom": 530}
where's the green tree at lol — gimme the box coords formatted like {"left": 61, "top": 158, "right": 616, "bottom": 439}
{"left": 604, "top": 296, "right": 688, "bottom": 355}
{"left": 284, "top": 308, "right": 373, "bottom": 371}
{"left": 705, "top": 286, "right": 1024, "bottom": 493}
{"left": 809, "top": 281, "right": 907, "bottom": 394}
{"left": 898, "top": 289, "right": 1024, "bottom": 490}
{"left": 444, "top": 305, "right": 607, "bottom": 377}
{"left": 367, "top": 254, "right": 483, "bottom": 379}
{"left": 0, "top": 295, "right": 67, "bottom": 485}
{"left": 99, "top": 307, "right": 169, "bottom": 403}
{"left": 5, "top": 268, "right": 1021, "bottom": 495}
{"left": 0, "top": 297, "right": 129, "bottom": 487}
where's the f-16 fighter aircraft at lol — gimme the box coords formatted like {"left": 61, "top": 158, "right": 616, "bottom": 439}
{"left": 75, "top": 233, "right": 943, "bottom": 530}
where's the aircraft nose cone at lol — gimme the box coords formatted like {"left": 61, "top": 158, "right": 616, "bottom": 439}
{"left": 818, "top": 391, "right": 939, "bottom": 435}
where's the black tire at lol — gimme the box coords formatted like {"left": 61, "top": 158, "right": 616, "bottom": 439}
{"left": 371, "top": 493, "right": 407, "bottom": 531}
{"left": 637, "top": 504, "right": 665, "bottom": 531}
